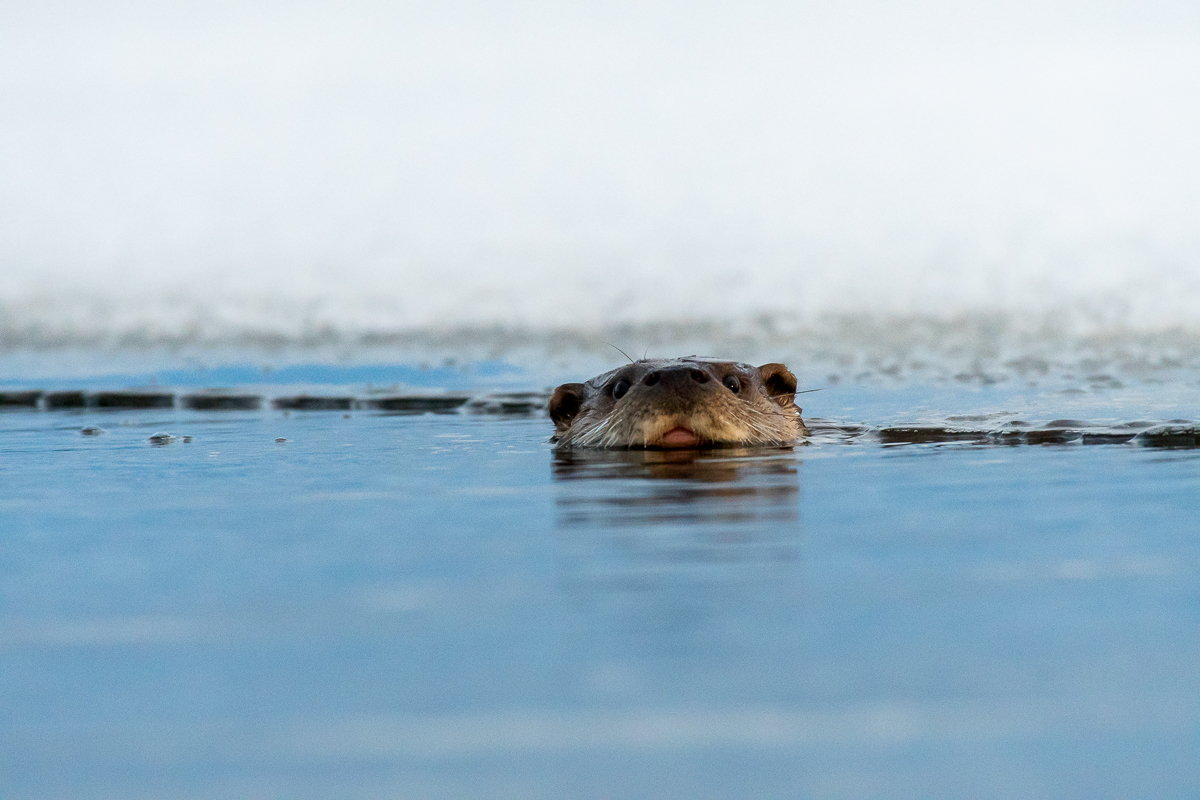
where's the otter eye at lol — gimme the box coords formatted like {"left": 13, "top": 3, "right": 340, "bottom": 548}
{"left": 723, "top": 375, "right": 741, "bottom": 393}
{"left": 612, "top": 379, "right": 631, "bottom": 400}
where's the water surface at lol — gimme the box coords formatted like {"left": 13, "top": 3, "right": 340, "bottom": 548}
{"left": 1, "top": 373, "right": 1198, "bottom": 798}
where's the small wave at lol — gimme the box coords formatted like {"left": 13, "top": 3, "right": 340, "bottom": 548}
{"left": 3, "top": 384, "right": 1198, "bottom": 449}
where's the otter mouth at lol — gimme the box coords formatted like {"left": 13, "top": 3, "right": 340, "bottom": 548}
{"left": 656, "top": 426, "right": 703, "bottom": 448}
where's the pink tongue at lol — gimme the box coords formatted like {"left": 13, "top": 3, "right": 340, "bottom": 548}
{"left": 660, "top": 427, "right": 701, "bottom": 447}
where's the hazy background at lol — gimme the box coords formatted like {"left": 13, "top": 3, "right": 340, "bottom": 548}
{"left": 2, "top": 0, "right": 1200, "bottom": 348}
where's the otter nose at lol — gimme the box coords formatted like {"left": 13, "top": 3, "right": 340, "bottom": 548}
{"left": 642, "top": 368, "right": 710, "bottom": 387}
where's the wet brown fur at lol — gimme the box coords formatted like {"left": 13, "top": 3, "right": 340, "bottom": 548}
{"left": 549, "top": 357, "right": 807, "bottom": 449}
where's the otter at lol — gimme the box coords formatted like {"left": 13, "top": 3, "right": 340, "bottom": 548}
{"left": 549, "top": 357, "right": 807, "bottom": 449}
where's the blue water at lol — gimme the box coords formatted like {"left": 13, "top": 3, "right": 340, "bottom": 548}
{"left": 2, "top": 371, "right": 1199, "bottom": 798}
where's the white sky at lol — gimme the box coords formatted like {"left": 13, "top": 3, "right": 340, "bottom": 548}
{"left": 2, "top": 0, "right": 1200, "bottom": 329}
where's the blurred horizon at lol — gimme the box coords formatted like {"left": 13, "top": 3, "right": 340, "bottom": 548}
{"left": 3, "top": 0, "right": 1200, "bottom": 351}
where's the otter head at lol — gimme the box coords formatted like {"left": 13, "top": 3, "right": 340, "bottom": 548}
{"left": 549, "top": 357, "right": 806, "bottom": 449}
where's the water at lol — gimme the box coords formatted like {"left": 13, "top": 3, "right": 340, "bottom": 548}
{"left": 3, "top": 366, "right": 1198, "bottom": 798}
{"left": 5, "top": 3, "right": 1200, "bottom": 794}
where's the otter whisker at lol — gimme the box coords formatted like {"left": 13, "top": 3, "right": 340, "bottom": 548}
{"left": 605, "top": 342, "right": 635, "bottom": 364}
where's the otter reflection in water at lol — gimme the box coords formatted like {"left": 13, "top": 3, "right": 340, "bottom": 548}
{"left": 549, "top": 358, "right": 807, "bottom": 449}
{"left": 553, "top": 448, "right": 801, "bottom": 589}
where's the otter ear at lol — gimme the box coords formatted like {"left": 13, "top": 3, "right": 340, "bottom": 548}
{"left": 757, "top": 363, "right": 797, "bottom": 407}
{"left": 549, "top": 383, "right": 586, "bottom": 430}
